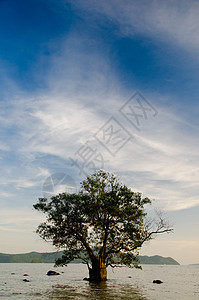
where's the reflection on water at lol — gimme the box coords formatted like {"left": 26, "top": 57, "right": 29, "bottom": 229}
{"left": 47, "top": 280, "right": 147, "bottom": 300}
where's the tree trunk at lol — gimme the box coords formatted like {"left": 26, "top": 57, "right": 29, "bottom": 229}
{"left": 88, "top": 258, "right": 107, "bottom": 282}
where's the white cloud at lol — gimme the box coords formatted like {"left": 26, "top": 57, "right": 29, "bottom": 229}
{"left": 0, "top": 19, "right": 198, "bottom": 213}
{"left": 0, "top": 142, "right": 10, "bottom": 151}
{"left": 0, "top": 192, "right": 14, "bottom": 198}
{"left": 1, "top": 66, "right": 199, "bottom": 211}
{"left": 69, "top": 0, "right": 199, "bottom": 55}
{"left": 100, "top": 101, "right": 199, "bottom": 211}
{"left": 0, "top": 209, "right": 44, "bottom": 231}
{"left": 0, "top": 0, "right": 199, "bottom": 263}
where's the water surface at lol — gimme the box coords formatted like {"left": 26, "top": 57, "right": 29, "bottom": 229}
{"left": 0, "top": 263, "right": 198, "bottom": 299}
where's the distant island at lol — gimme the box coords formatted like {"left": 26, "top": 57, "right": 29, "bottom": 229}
{"left": 0, "top": 252, "right": 179, "bottom": 265}
{"left": 139, "top": 255, "right": 179, "bottom": 265}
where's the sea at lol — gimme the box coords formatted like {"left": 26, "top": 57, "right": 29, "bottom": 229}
{"left": 0, "top": 263, "right": 198, "bottom": 299}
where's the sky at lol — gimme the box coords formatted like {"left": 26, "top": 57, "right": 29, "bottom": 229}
{"left": 0, "top": 0, "right": 199, "bottom": 265}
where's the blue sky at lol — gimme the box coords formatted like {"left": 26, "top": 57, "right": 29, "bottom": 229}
{"left": 0, "top": 0, "right": 199, "bottom": 264}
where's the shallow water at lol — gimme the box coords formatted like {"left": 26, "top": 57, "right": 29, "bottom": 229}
{"left": 0, "top": 263, "right": 198, "bottom": 299}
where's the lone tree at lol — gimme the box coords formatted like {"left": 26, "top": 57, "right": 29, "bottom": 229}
{"left": 34, "top": 170, "right": 172, "bottom": 282}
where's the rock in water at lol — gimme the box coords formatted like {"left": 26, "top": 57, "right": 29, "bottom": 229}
{"left": 23, "top": 279, "right": 30, "bottom": 282}
{"left": 153, "top": 280, "right": 163, "bottom": 284}
{"left": 47, "top": 270, "right": 60, "bottom": 276}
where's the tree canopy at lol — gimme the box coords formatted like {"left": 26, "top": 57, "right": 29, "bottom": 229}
{"left": 34, "top": 170, "right": 172, "bottom": 281}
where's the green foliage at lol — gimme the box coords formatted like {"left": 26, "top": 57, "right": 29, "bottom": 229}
{"left": 34, "top": 170, "right": 172, "bottom": 269}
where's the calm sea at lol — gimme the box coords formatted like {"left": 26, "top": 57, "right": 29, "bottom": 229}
{"left": 0, "top": 263, "right": 198, "bottom": 299}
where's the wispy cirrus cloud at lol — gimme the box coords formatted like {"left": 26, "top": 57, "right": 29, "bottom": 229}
{"left": 107, "top": 102, "right": 199, "bottom": 211}
{"left": 68, "top": 0, "right": 199, "bottom": 54}
{"left": 0, "top": 50, "right": 199, "bottom": 212}
{"left": 0, "top": 5, "right": 198, "bottom": 214}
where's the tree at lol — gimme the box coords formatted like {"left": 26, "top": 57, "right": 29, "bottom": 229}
{"left": 33, "top": 170, "right": 172, "bottom": 282}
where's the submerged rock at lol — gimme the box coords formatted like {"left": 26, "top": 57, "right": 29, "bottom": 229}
{"left": 23, "top": 279, "right": 30, "bottom": 282}
{"left": 153, "top": 280, "right": 163, "bottom": 284}
{"left": 12, "top": 293, "right": 22, "bottom": 295}
{"left": 23, "top": 274, "right": 29, "bottom": 276}
{"left": 47, "top": 270, "right": 60, "bottom": 276}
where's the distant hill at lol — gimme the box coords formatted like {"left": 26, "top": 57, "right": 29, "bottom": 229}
{"left": 139, "top": 255, "right": 179, "bottom": 265}
{"left": 0, "top": 251, "right": 63, "bottom": 263}
{"left": 0, "top": 252, "right": 179, "bottom": 265}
